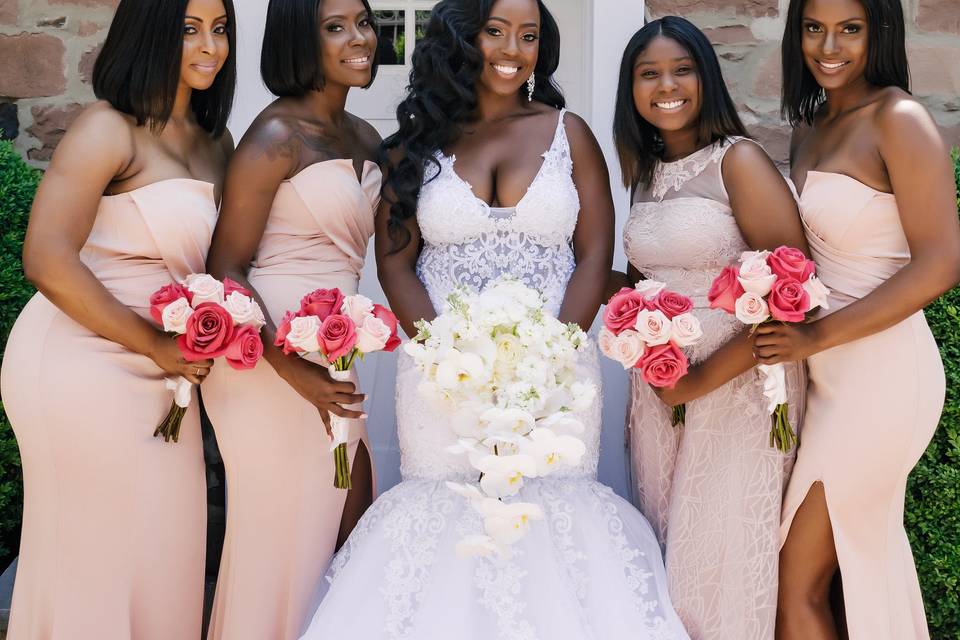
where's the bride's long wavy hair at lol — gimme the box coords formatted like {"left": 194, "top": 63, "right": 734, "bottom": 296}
{"left": 381, "top": 0, "right": 565, "bottom": 251}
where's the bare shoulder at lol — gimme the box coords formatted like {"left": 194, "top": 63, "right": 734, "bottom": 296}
{"left": 69, "top": 101, "right": 135, "bottom": 151}
{"left": 873, "top": 87, "right": 946, "bottom": 154}
{"left": 51, "top": 100, "right": 135, "bottom": 176}
{"left": 723, "top": 137, "right": 773, "bottom": 169}
{"left": 346, "top": 111, "right": 383, "bottom": 159}
{"left": 218, "top": 127, "right": 235, "bottom": 156}
{"left": 559, "top": 109, "right": 602, "bottom": 153}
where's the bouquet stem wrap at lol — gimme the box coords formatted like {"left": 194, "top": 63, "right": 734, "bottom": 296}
{"left": 329, "top": 367, "right": 354, "bottom": 490}
{"left": 155, "top": 376, "right": 192, "bottom": 442}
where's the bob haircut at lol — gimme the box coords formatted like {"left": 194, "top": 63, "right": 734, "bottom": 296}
{"left": 92, "top": 0, "right": 237, "bottom": 138}
{"left": 781, "top": 0, "right": 910, "bottom": 126}
{"left": 612, "top": 16, "right": 747, "bottom": 190}
{"left": 261, "top": 0, "right": 379, "bottom": 97}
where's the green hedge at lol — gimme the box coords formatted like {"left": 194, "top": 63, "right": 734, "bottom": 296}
{"left": 0, "top": 139, "right": 39, "bottom": 569}
{"left": 0, "top": 140, "right": 957, "bottom": 632}
{"left": 906, "top": 147, "right": 960, "bottom": 640}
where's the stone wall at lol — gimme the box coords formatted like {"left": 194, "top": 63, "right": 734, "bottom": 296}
{"left": 646, "top": 0, "right": 960, "bottom": 167}
{"left": 0, "top": 0, "right": 957, "bottom": 167}
{"left": 0, "top": 0, "right": 116, "bottom": 162}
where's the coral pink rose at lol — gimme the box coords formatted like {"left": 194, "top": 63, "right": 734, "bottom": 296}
{"left": 178, "top": 302, "right": 235, "bottom": 361}
{"left": 225, "top": 324, "right": 264, "bottom": 370}
{"left": 318, "top": 314, "right": 358, "bottom": 361}
{"left": 767, "top": 246, "right": 815, "bottom": 283}
{"left": 372, "top": 304, "right": 401, "bottom": 352}
{"left": 150, "top": 283, "right": 189, "bottom": 325}
{"left": 768, "top": 278, "right": 811, "bottom": 323}
{"left": 652, "top": 290, "right": 694, "bottom": 319}
{"left": 300, "top": 288, "right": 345, "bottom": 321}
{"left": 639, "top": 342, "right": 689, "bottom": 389}
{"left": 708, "top": 265, "right": 746, "bottom": 314}
{"left": 603, "top": 288, "right": 647, "bottom": 335}
{"left": 223, "top": 277, "right": 251, "bottom": 297}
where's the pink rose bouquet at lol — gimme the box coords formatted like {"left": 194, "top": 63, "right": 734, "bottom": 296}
{"left": 599, "top": 281, "right": 703, "bottom": 426}
{"left": 707, "top": 246, "right": 828, "bottom": 452}
{"left": 276, "top": 288, "right": 399, "bottom": 488}
{"left": 149, "top": 274, "right": 266, "bottom": 443}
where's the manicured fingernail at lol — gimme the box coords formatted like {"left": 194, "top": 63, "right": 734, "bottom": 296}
{"left": 360, "top": 414, "right": 368, "bottom": 419}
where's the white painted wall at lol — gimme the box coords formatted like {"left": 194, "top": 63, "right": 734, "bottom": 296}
{"left": 228, "top": 0, "right": 647, "bottom": 499}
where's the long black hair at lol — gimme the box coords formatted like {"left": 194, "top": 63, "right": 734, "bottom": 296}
{"left": 381, "top": 0, "right": 565, "bottom": 251}
{"left": 261, "top": 0, "right": 379, "bottom": 97}
{"left": 781, "top": 0, "right": 910, "bottom": 126}
{"left": 612, "top": 16, "right": 747, "bottom": 190}
{"left": 92, "top": 0, "right": 237, "bottom": 137}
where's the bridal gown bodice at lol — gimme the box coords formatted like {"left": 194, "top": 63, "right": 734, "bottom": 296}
{"left": 398, "top": 108, "right": 602, "bottom": 482}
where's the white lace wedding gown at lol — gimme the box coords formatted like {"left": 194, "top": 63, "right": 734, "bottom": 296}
{"left": 300, "top": 110, "right": 690, "bottom": 640}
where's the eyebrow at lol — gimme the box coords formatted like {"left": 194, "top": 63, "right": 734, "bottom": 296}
{"left": 636, "top": 56, "right": 693, "bottom": 65}
{"left": 802, "top": 16, "right": 865, "bottom": 23}
{"left": 488, "top": 16, "right": 540, "bottom": 28}
{"left": 321, "top": 11, "right": 369, "bottom": 21}
{"left": 185, "top": 14, "right": 228, "bottom": 21}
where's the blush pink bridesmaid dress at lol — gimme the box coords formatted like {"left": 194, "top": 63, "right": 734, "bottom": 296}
{"left": 783, "top": 171, "right": 944, "bottom": 640}
{"left": 202, "top": 159, "right": 380, "bottom": 640}
{"left": 1, "top": 179, "right": 216, "bottom": 639}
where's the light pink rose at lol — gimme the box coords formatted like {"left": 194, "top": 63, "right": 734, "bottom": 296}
{"left": 603, "top": 288, "right": 647, "bottom": 335}
{"left": 178, "top": 302, "right": 235, "bottom": 361}
{"left": 670, "top": 312, "right": 703, "bottom": 347}
{"left": 355, "top": 315, "right": 391, "bottom": 353}
{"left": 285, "top": 315, "right": 322, "bottom": 353}
{"left": 221, "top": 291, "right": 265, "bottom": 328}
{"left": 802, "top": 274, "right": 830, "bottom": 311}
{"left": 184, "top": 273, "right": 225, "bottom": 306}
{"left": 735, "top": 292, "right": 770, "bottom": 325}
{"left": 610, "top": 329, "right": 646, "bottom": 369}
{"left": 634, "top": 280, "right": 666, "bottom": 299}
{"left": 767, "top": 246, "right": 815, "bottom": 283}
{"left": 341, "top": 294, "right": 375, "bottom": 325}
{"left": 300, "top": 288, "right": 345, "bottom": 321}
{"left": 225, "top": 324, "right": 264, "bottom": 370}
{"left": 652, "top": 290, "right": 694, "bottom": 319}
{"left": 768, "top": 279, "right": 811, "bottom": 323}
{"left": 161, "top": 297, "right": 194, "bottom": 334}
{"left": 598, "top": 326, "right": 617, "bottom": 360}
{"left": 150, "top": 282, "right": 189, "bottom": 325}
{"left": 708, "top": 265, "right": 745, "bottom": 314}
{"left": 738, "top": 256, "right": 777, "bottom": 296}
{"left": 634, "top": 309, "right": 671, "bottom": 346}
{"left": 639, "top": 342, "right": 689, "bottom": 389}
{"left": 318, "top": 314, "right": 358, "bottom": 361}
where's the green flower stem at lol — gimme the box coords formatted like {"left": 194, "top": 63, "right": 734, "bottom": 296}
{"left": 671, "top": 404, "right": 686, "bottom": 427}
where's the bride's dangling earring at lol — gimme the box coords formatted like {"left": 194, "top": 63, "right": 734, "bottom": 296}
{"left": 527, "top": 73, "right": 536, "bottom": 102}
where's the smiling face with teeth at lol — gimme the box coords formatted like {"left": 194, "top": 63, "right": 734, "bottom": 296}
{"left": 800, "top": 0, "right": 869, "bottom": 91}
{"left": 318, "top": 0, "right": 378, "bottom": 89}
{"left": 631, "top": 35, "right": 702, "bottom": 139}
{"left": 476, "top": 0, "right": 541, "bottom": 101}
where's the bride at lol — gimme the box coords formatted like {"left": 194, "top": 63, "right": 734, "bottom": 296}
{"left": 301, "top": 1, "right": 689, "bottom": 638}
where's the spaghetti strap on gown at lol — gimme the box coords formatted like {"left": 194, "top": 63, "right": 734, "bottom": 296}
{"left": 1, "top": 179, "right": 216, "bottom": 639}
{"left": 781, "top": 170, "right": 943, "bottom": 640}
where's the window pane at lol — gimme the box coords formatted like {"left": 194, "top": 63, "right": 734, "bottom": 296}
{"left": 415, "top": 9, "right": 431, "bottom": 42}
{"left": 373, "top": 10, "right": 405, "bottom": 65}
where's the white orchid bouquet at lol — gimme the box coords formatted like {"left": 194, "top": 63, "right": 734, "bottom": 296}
{"left": 405, "top": 279, "right": 597, "bottom": 557}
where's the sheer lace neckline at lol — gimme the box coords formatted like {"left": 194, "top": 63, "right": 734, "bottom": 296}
{"left": 650, "top": 137, "right": 739, "bottom": 202}
{"left": 438, "top": 109, "right": 568, "bottom": 211}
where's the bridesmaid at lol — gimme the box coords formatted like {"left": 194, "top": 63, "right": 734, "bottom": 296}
{"left": 201, "top": 0, "right": 380, "bottom": 637}
{"left": 612, "top": 17, "right": 809, "bottom": 640}
{"left": 758, "top": 0, "right": 960, "bottom": 638}
{"left": 0, "top": 0, "right": 235, "bottom": 637}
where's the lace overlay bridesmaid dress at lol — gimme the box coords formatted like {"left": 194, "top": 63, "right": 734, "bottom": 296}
{"left": 781, "top": 171, "right": 943, "bottom": 640}
{"left": 202, "top": 159, "right": 380, "bottom": 640}
{"left": 1, "top": 179, "right": 216, "bottom": 639}
{"left": 623, "top": 138, "right": 804, "bottom": 640}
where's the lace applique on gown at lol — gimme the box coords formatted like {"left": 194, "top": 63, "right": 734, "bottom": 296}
{"left": 299, "top": 110, "right": 690, "bottom": 640}
{"left": 623, "top": 138, "right": 804, "bottom": 640}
